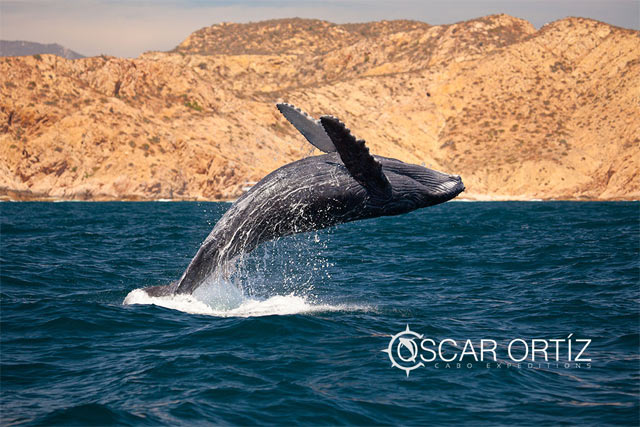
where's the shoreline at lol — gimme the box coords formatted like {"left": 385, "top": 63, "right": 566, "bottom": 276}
{"left": 1, "top": 188, "right": 637, "bottom": 203}
{"left": 1, "top": 196, "right": 637, "bottom": 203}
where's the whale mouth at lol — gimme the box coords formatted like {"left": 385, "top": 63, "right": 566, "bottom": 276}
{"left": 455, "top": 175, "right": 465, "bottom": 193}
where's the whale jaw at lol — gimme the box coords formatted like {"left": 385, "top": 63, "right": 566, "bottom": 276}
{"left": 434, "top": 174, "right": 465, "bottom": 201}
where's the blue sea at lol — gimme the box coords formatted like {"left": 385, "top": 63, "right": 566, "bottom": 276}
{"left": 1, "top": 201, "right": 638, "bottom": 425}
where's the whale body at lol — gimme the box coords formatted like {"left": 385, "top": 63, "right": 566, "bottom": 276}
{"left": 142, "top": 105, "right": 464, "bottom": 297}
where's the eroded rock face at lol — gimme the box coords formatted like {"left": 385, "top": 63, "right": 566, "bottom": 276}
{"left": 1, "top": 15, "right": 638, "bottom": 201}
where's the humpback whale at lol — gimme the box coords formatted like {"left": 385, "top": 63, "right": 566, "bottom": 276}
{"left": 142, "top": 104, "right": 464, "bottom": 297}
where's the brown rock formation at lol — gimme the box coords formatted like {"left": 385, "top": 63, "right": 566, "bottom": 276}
{"left": 1, "top": 15, "right": 638, "bottom": 201}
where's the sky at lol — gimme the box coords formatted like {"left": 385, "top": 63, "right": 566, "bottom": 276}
{"left": 1, "top": 0, "right": 638, "bottom": 58}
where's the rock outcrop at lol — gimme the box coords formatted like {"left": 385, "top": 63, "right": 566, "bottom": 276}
{"left": 1, "top": 15, "right": 638, "bottom": 201}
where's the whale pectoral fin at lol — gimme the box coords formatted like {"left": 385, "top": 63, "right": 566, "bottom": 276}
{"left": 276, "top": 103, "right": 337, "bottom": 153}
{"left": 320, "top": 115, "right": 392, "bottom": 199}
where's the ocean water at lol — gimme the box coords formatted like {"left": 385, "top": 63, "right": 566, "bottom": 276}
{"left": 1, "top": 201, "right": 638, "bottom": 426}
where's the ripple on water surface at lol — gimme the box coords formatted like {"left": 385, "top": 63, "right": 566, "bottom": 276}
{"left": 0, "top": 201, "right": 638, "bottom": 425}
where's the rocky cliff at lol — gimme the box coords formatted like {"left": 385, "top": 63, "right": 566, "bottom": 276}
{"left": 1, "top": 15, "right": 638, "bottom": 201}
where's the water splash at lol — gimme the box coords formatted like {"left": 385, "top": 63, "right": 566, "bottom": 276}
{"left": 123, "top": 289, "right": 371, "bottom": 317}
{"left": 123, "top": 228, "right": 344, "bottom": 317}
{"left": 234, "top": 229, "right": 334, "bottom": 300}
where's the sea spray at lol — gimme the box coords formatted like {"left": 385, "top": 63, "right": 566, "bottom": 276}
{"left": 124, "top": 227, "right": 335, "bottom": 315}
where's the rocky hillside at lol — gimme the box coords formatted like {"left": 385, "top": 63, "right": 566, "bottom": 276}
{"left": 0, "top": 40, "right": 85, "bottom": 60}
{"left": 1, "top": 15, "right": 638, "bottom": 201}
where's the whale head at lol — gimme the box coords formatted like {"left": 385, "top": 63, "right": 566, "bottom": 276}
{"left": 375, "top": 157, "right": 465, "bottom": 213}
{"left": 315, "top": 115, "right": 464, "bottom": 215}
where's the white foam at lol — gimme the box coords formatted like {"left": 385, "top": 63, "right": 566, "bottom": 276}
{"left": 123, "top": 289, "right": 370, "bottom": 318}
{"left": 123, "top": 289, "right": 216, "bottom": 315}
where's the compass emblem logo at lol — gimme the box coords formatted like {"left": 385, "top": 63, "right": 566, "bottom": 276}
{"left": 382, "top": 324, "right": 424, "bottom": 376}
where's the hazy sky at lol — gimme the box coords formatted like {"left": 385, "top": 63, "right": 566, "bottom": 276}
{"left": 1, "top": 0, "right": 638, "bottom": 57}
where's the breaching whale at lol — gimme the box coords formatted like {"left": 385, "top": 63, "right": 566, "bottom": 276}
{"left": 142, "top": 103, "right": 464, "bottom": 297}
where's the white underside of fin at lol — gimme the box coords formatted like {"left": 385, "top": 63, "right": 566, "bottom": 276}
{"left": 277, "top": 103, "right": 337, "bottom": 153}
